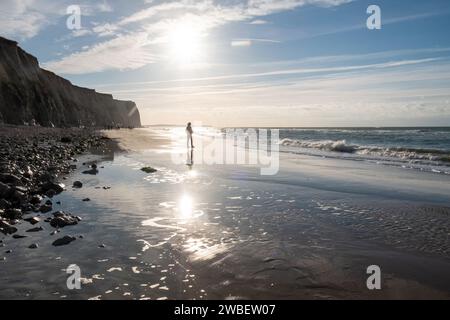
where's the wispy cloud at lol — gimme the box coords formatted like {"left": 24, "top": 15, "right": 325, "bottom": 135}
{"left": 43, "top": 32, "right": 158, "bottom": 74}
{"left": 43, "top": 0, "right": 353, "bottom": 74}
{"left": 231, "top": 38, "right": 280, "bottom": 46}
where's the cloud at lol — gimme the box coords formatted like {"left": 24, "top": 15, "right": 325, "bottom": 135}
{"left": 43, "top": 32, "right": 158, "bottom": 74}
{"left": 0, "top": 0, "right": 115, "bottom": 40}
{"left": 92, "top": 23, "right": 119, "bottom": 37}
{"left": 0, "top": 0, "right": 50, "bottom": 39}
{"left": 44, "top": 0, "right": 352, "bottom": 74}
{"left": 231, "top": 40, "right": 252, "bottom": 47}
{"left": 231, "top": 38, "right": 280, "bottom": 46}
{"left": 249, "top": 19, "right": 268, "bottom": 24}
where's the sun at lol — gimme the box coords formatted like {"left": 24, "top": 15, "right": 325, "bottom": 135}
{"left": 167, "top": 20, "right": 205, "bottom": 65}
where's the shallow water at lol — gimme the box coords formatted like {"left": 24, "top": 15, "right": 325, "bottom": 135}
{"left": 1, "top": 128, "right": 450, "bottom": 299}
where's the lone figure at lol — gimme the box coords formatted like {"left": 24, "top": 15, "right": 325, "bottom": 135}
{"left": 186, "top": 122, "right": 194, "bottom": 149}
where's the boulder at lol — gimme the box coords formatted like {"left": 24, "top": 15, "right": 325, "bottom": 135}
{"left": 0, "top": 220, "right": 18, "bottom": 235}
{"left": 50, "top": 211, "right": 78, "bottom": 228}
{"left": 52, "top": 235, "right": 76, "bottom": 246}
{"left": 73, "top": 181, "right": 83, "bottom": 188}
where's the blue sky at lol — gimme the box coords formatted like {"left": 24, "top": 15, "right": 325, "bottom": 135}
{"left": 1, "top": 0, "right": 450, "bottom": 126}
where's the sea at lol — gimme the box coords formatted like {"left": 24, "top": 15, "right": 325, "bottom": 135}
{"left": 215, "top": 127, "right": 450, "bottom": 175}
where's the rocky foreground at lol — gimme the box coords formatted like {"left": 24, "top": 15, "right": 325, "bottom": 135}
{"left": 0, "top": 126, "right": 113, "bottom": 245}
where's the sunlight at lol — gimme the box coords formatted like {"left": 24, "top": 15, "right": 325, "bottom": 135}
{"left": 167, "top": 20, "right": 205, "bottom": 65}
{"left": 179, "top": 194, "right": 194, "bottom": 219}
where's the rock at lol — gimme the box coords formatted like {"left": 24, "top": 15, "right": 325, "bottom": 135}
{"left": 50, "top": 211, "right": 78, "bottom": 228}
{"left": 103, "top": 186, "right": 111, "bottom": 190}
{"left": 30, "top": 194, "right": 43, "bottom": 205}
{"left": 82, "top": 168, "right": 98, "bottom": 175}
{"left": 5, "top": 250, "right": 12, "bottom": 254}
{"left": 0, "top": 220, "right": 18, "bottom": 235}
{"left": 45, "top": 189, "right": 56, "bottom": 198}
{"left": 0, "top": 182, "right": 11, "bottom": 197}
{"left": 73, "top": 181, "right": 83, "bottom": 188}
{"left": 23, "top": 167, "right": 33, "bottom": 178}
{"left": 0, "top": 173, "right": 22, "bottom": 185}
{"left": 28, "top": 243, "right": 39, "bottom": 249}
{"left": 50, "top": 230, "right": 60, "bottom": 236}
{"left": 61, "top": 137, "right": 72, "bottom": 143}
{"left": 0, "top": 199, "right": 11, "bottom": 209}
{"left": 141, "top": 167, "right": 157, "bottom": 173}
{"left": 26, "top": 226, "right": 44, "bottom": 232}
{"left": 24, "top": 216, "right": 40, "bottom": 225}
{"left": 3, "top": 208, "right": 22, "bottom": 219}
{"left": 98, "top": 244, "right": 106, "bottom": 248}
{"left": 82, "top": 198, "right": 90, "bottom": 202}
{"left": 39, "top": 204, "right": 52, "bottom": 213}
{"left": 12, "top": 234, "right": 27, "bottom": 239}
{"left": 12, "top": 190, "right": 27, "bottom": 204}
{"left": 52, "top": 235, "right": 76, "bottom": 246}
{"left": 41, "top": 182, "right": 65, "bottom": 194}
{"left": 14, "top": 186, "right": 28, "bottom": 194}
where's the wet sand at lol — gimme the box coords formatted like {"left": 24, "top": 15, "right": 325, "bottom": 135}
{"left": 0, "top": 127, "right": 449, "bottom": 300}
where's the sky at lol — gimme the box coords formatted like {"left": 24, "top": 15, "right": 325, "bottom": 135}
{"left": 1, "top": 0, "right": 450, "bottom": 127}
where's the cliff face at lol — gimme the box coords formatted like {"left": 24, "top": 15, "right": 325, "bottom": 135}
{"left": 0, "top": 37, "right": 141, "bottom": 127}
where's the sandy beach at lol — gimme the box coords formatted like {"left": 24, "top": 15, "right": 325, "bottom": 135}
{"left": 1, "top": 127, "right": 449, "bottom": 300}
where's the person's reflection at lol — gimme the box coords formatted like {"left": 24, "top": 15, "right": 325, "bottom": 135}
{"left": 186, "top": 148, "right": 194, "bottom": 170}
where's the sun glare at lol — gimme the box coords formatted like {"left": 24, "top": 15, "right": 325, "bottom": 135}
{"left": 179, "top": 194, "right": 194, "bottom": 219}
{"left": 167, "top": 21, "right": 205, "bottom": 65}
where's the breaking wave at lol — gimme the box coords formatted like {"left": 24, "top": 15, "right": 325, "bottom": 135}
{"left": 279, "top": 138, "right": 450, "bottom": 165}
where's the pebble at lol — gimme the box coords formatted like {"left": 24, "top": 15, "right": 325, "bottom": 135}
{"left": 73, "top": 181, "right": 83, "bottom": 188}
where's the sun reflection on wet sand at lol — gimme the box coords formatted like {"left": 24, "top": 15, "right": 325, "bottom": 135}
{"left": 179, "top": 194, "right": 194, "bottom": 219}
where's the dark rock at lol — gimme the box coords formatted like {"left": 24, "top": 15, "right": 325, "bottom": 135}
{"left": 52, "top": 235, "right": 76, "bottom": 246}
{"left": 39, "top": 204, "right": 52, "bottom": 213}
{"left": 0, "top": 220, "right": 18, "bottom": 235}
{"left": 45, "top": 189, "right": 56, "bottom": 198}
{"left": 73, "top": 181, "right": 83, "bottom": 188}
{"left": 0, "top": 199, "right": 11, "bottom": 209}
{"left": 3, "top": 208, "right": 22, "bottom": 219}
{"left": 5, "top": 250, "right": 12, "bottom": 254}
{"left": 26, "top": 226, "right": 44, "bottom": 232}
{"left": 28, "top": 243, "right": 39, "bottom": 249}
{"left": 82, "top": 198, "right": 90, "bottom": 202}
{"left": 49, "top": 211, "right": 78, "bottom": 228}
{"left": 141, "top": 167, "right": 157, "bottom": 173}
{"left": 0, "top": 173, "right": 22, "bottom": 185}
{"left": 0, "top": 182, "right": 11, "bottom": 197}
{"left": 12, "top": 234, "right": 27, "bottom": 239}
{"left": 82, "top": 168, "right": 98, "bottom": 175}
{"left": 14, "top": 186, "right": 28, "bottom": 194}
{"left": 61, "top": 137, "right": 72, "bottom": 143}
{"left": 99, "top": 244, "right": 106, "bottom": 248}
{"left": 30, "top": 195, "right": 43, "bottom": 205}
{"left": 24, "top": 216, "right": 40, "bottom": 225}
{"left": 41, "top": 182, "right": 65, "bottom": 194}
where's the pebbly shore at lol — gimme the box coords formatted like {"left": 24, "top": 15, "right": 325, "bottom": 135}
{"left": 0, "top": 126, "right": 114, "bottom": 243}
